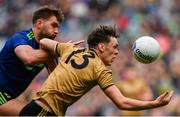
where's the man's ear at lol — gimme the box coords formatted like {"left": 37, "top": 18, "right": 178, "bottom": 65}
{"left": 97, "top": 43, "right": 105, "bottom": 52}
{"left": 36, "top": 19, "right": 44, "bottom": 29}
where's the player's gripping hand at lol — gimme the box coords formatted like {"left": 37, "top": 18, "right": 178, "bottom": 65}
{"left": 154, "top": 91, "right": 174, "bottom": 107}
{"left": 67, "top": 40, "right": 84, "bottom": 48}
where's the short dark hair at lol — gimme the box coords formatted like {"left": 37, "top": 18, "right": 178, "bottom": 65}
{"left": 87, "top": 25, "right": 119, "bottom": 48}
{"left": 32, "top": 6, "right": 64, "bottom": 24}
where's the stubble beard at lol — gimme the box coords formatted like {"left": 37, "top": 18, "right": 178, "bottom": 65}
{"left": 38, "top": 32, "right": 56, "bottom": 40}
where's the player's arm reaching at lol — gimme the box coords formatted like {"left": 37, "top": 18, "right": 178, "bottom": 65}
{"left": 15, "top": 45, "right": 57, "bottom": 74}
{"left": 15, "top": 45, "right": 53, "bottom": 65}
{"left": 39, "top": 38, "right": 84, "bottom": 55}
{"left": 104, "top": 85, "right": 173, "bottom": 110}
{"left": 39, "top": 39, "right": 59, "bottom": 55}
{"left": 39, "top": 38, "right": 84, "bottom": 73}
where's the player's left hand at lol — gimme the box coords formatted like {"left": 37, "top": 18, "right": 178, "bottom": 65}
{"left": 155, "top": 90, "right": 174, "bottom": 107}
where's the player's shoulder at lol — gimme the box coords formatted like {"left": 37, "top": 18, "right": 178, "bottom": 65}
{"left": 12, "top": 28, "right": 33, "bottom": 40}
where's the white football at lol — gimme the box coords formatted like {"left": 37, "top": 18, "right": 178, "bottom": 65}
{"left": 132, "top": 36, "right": 160, "bottom": 64}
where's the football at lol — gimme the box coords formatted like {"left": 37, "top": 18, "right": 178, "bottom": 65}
{"left": 132, "top": 36, "right": 160, "bottom": 64}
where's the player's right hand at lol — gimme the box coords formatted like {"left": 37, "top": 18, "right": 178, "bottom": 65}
{"left": 155, "top": 90, "right": 174, "bottom": 107}
{"left": 67, "top": 40, "right": 84, "bottom": 48}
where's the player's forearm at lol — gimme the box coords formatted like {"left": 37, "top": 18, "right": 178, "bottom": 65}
{"left": 104, "top": 85, "right": 164, "bottom": 111}
{"left": 117, "top": 97, "right": 159, "bottom": 111}
{"left": 15, "top": 45, "right": 52, "bottom": 65}
{"left": 40, "top": 38, "right": 59, "bottom": 54}
{"left": 25, "top": 49, "right": 51, "bottom": 65}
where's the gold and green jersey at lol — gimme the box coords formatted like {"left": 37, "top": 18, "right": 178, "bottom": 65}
{"left": 34, "top": 43, "right": 114, "bottom": 115}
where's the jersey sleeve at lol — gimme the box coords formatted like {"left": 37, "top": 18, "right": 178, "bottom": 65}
{"left": 11, "top": 33, "right": 29, "bottom": 49}
{"left": 54, "top": 43, "right": 74, "bottom": 57}
{"left": 95, "top": 64, "right": 114, "bottom": 90}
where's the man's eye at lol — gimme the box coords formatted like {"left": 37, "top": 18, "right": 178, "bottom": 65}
{"left": 52, "top": 23, "right": 59, "bottom": 28}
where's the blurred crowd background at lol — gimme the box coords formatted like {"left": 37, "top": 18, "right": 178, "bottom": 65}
{"left": 0, "top": 0, "right": 180, "bottom": 116}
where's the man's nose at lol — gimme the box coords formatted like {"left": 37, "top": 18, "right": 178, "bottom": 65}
{"left": 115, "top": 49, "right": 119, "bottom": 55}
{"left": 54, "top": 29, "right": 58, "bottom": 34}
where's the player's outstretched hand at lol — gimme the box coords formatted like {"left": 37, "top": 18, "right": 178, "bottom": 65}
{"left": 154, "top": 90, "right": 174, "bottom": 107}
{"left": 67, "top": 40, "right": 84, "bottom": 47}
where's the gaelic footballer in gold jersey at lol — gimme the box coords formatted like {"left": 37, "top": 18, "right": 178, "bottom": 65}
{"left": 19, "top": 25, "right": 173, "bottom": 116}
